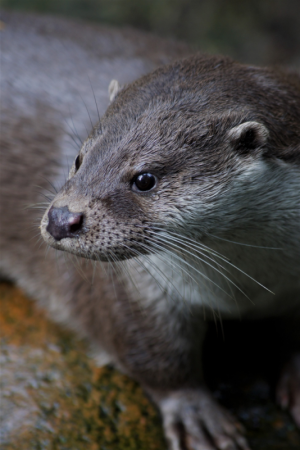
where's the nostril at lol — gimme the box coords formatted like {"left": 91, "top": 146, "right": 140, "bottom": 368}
{"left": 47, "top": 206, "right": 84, "bottom": 241}
{"left": 68, "top": 213, "right": 84, "bottom": 234}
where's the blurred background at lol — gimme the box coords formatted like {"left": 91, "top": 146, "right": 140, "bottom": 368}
{"left": 3, "top": 0, "right": 300, "bottom": 67}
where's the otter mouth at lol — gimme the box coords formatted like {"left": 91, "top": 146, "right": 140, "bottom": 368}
{"left": 41, "top": 205, "right": 156, "bottom": 262}
{"left": 41, "top": 231, "right": 151, "bottom": 263}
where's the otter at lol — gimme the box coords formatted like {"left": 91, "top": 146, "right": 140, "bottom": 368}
{"left": 1, "top": 10, "right": 300, "bottom": 450}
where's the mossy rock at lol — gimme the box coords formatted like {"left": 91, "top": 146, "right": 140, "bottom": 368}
{"left": 1, "top": 283, "right": 300, "bottom": 450}
{"left": 0, "top": 283, "right": 165, "bottom": 450}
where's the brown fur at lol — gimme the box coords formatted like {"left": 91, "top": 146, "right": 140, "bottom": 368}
{"left": 1, "top": 10, "right": 300, "bottom": 450}
{"left": 41, "top": 53, "right": 300, "bottom": 450}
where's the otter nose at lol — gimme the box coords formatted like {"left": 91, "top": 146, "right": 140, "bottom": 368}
{"left": 47, "top": 206, "right": 84, "bottom": 241}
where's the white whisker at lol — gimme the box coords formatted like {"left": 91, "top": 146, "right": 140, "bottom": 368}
{"left": 144, "top": 237, "right": 235, "bottom": 299}
{"left": 146, "top": 226, "right": 273, "bottom": 295}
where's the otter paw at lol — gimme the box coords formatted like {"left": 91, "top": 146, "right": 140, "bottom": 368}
{"left": 276, "top": 353, "right": 300, "bottom": 427}
{"left": 155, "top": 388, "right": 249, "bottom": 450}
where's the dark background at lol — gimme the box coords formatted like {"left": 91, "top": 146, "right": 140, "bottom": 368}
{"left": 3, "top": 0, "right": 300, "bottom": 67}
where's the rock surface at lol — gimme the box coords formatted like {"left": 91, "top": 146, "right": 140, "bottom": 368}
{"left": 1, "top": 282, "right": 300, "bottom": 450}
{"left": 0, "top": 283, "right": 165, "bottom": 450}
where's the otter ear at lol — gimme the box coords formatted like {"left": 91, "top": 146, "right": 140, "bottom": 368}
{"left": 108, "top": 79, "right": 121, "bottom": 102}
{"left": 227, "top": 121, "right": 269, "bottom": 154}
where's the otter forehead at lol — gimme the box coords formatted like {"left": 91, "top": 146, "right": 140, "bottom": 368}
{"left": 80, "top": 54, "right": 300, "bottom": 171}
{"left": 103, "top": 54, "right": 299, "bottom": 126}
{"left": 75, "top": 103, "right": 233, "bottom": 202}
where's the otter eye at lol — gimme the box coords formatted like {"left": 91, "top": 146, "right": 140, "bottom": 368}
{"left": 75, "top": 155, "right": 81, "bottom": 172}
{"left": 133, "top": 173, "right": 156, "bottom": 192}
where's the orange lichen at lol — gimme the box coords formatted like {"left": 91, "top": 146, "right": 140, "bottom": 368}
{"left": 0, "top": 283, "right": 166, "bottom": 450}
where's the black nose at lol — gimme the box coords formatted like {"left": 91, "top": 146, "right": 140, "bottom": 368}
{"left": 47, "top": 206, "right": 84, "bottom": 241}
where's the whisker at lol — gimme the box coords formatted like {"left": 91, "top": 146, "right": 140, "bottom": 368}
{"left": 135, "top": 241, "right": 220, "bottom": 319}
{"left": 147, "top": 227, "right": 273, "bottom": 295}
{"left": 206, "top": 232, "right": 282, "bottom": 250}
{"left": 153, "top": 232, "right": 233, "bottom": 277}
{"left": 68, "top": 106, "right": 83, "bottom": 147}
{"left": 42, "top": 177, "right": 58, "bottom": 195}
{"left": 24, "top": 203, "right": 51, "bottom": 210}
{"left": 64, "top": 128, "right": 81, "bottom": 150}
{"left": 140, "top": 223, "right": 230, "bottom": 260}
{"left": 120, "top": 242, "right": 185, "bottom": 303}
{"left": 144, "top": 237, "right": 235, "bottom": 299}
{"left": 105, "top": 253, "right": 121, "bottom": 301}
{"left": 78, "top": 92, "right": 94, "bottom": 132}
{"left": 88, "top": 76, "right": 101, "bottom": 126}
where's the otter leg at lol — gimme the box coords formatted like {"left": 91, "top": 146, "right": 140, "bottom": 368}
{"left": 103, "top": 293, "right": 249, "bottom": 450}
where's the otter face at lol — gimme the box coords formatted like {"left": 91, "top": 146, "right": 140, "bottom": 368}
{"left": 41, "top": 55, "right": 300, "bottom": 262}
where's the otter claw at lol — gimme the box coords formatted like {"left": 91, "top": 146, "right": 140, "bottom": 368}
{"left": 154, "top": 388, "right": 250, "bottom": 450}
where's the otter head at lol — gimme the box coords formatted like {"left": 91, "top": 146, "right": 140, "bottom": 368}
{"left": 41, "top": 55, "right": 300, "bottom": 262}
